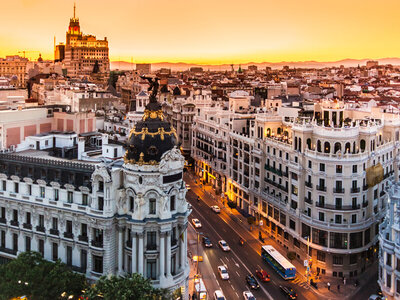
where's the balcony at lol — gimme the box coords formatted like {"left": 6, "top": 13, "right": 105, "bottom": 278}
{"left": 351, "top": 187, "right": 360, "bottom": 193}
{"left": 10, "top": 220, "right": 19, "bottom": 227}
{"left": 305, "top": 181, "right": 313, "bottom": 188}
{"left": 78, "top": 235, "right": 88, "bottom": 242}
{"left": 0, "top": 218, "right": 6, "bottom": 224}
{"left": 64, "top": 232, "right": 74, "bottom": 239}
{"left": 0, "top": 246, "right": 17, "bottom": 256}
{"left": 363, "top": 185, "right": 369, "bottom": 191}
{"left": 91, "top": 240, "right": 103, "bottom": 248}
{"left": 305, "top": 197, "right": 313, "bottom": 205}
{"left": 23, "top": 223, "right": 32, "bottom": 230}
{"left": 146, "top": 244, "right": 157, "bottom": 251}
{"left": 316, "top": 202, "right": 361, "bottom": 211}
{"left": 50, "top": 228, "right": 59, "bottom": 236}
{"left": 333, "top": 188, "right": 345, "bottom": 194}
{"left": 36, "top": 225, "right": 45, "bottom": 233}
{"left": 171, "top": 239, "right": 178, "bottom": 247}
{"left": 316, "top": 185, "right": 327, "bottom": 192}
{"left": 362, "top": 201, "right": 368, "bottom": 208}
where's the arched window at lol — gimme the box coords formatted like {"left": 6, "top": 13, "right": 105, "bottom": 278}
{"left": 360, "top": 139, "right": 366, "bottom": 152}
{"left": 277, "top": 128, "right": 282, "bottom": 135}
{"left": 345, "top": 142, "right": 351, "bottom": 153}
{"left": 298, "top": 138, "right": 302, "bottom": 152}
{"left": 266, "top": 128, "right": 271, "bottom": 137}
{"left": 324, "top": 142, "right": 331, "bottom": 153}
{"left": 353, "top": 141, "right": 356, "bottom": 153}
{"left": 334, "top": 142, "right": 341, "bottom": 154}
{"left": 307, "top": 138, "right": 312, "bottom": 150}
{"left": 294, "top": 137, "right": 298, "bottom": 150}
{"left": 317, "top": 140, "right": 322, "bottom": 152}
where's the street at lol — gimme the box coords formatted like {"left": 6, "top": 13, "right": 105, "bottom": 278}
{"left": 185, "top": 172, "right": 379, "bottom": 300}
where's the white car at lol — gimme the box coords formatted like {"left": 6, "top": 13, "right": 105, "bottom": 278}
{"left": 192, "top": 218, "right": 202, "bottom": 228}
{"left": 218, "top": 240, "right": 230, "bottom": 251}
{"left": 211, "top": 205, "right": 221, "bottom": 213}
{"left": 214, "top": 290, "right": 226, "bottom": 300}
{"left": 218, "top": 265, "right": 229, "bottom": 280}
{"left": 243, "top": 291, "right": 256, "bottom": 300}
{"left": 186, "top": 184, "right": 191, "bottom": 190}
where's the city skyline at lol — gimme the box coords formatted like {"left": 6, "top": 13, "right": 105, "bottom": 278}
{"left": 1, "top": 0, "right": 400, "bottom": 64}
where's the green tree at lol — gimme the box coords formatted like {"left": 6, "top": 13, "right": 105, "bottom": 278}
{"left": 83, "top": 273, "right": 171, "bottom": 300}
{"left": 0, "top": 251, "right": 86, "bottom": 300}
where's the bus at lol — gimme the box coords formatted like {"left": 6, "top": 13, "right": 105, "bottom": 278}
{"left": 261, "top": 245, "right": 296, "bottom": 280}
{"left": 194, "top": 275, "right": 207, "bottom": 300}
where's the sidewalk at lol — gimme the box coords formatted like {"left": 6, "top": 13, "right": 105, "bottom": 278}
{"left": 185, "top": 171, "right": 374, "bottom": 300}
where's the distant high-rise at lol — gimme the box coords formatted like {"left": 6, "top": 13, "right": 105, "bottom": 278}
{"left": 55, "top": 4, "right": 109, "bottom": 77}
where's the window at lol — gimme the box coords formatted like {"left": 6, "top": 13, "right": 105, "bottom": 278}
{"left": 289, "top": 219, "right": 296, "bottom": 230}
{"left": 2, "top": 180, "right": 5, "bottom": 191}
{"left": 67, "top": 191, "right": 73, "bottom": 203}
{"left": 25, "top": 236, "right": 31, "bottom": 252}
{"left": 129, "top": 196, "right": 134, "bottom": 212}
{"left": 0, "top": 207, "right": 5, "bottom": 219}
{"left": 98, "top": 197, "right": 104, "bottom": 211}
{"left": 319, "top": 212, "right": 325, "bottom": 221}
{"left": 387, "top": 253, "right": 392, "bottom": 267}
{"left": 146, "top": 259, "right": 157, "bottom": 280}
{"left": 317, "top": 251, "right": 326, "bottom": 262}
{"left": 149, "top": 198, "right": 156, "bottom": 214}
{"left": 350, "top": 254, "right": 357, "bottom": 264}
{"left": 98, "top": 181, "right": 104, "bottom": 192}
{"left": 54, "top": 189, "right": 59, "bottom": 201}
{"left": 335, "top": 198, "right": 342, "bottom": 209}
{"left": 66, "top": 246, "right": 72, "bottom": 266}
{"left": 387, "top": 273, "right": 392, "bottom": 288}
{"left": 147, "top": 232, "right": 157, "bottom": 250}
{"left": 14, "top": 182, "right": 19, "bottom": 193}
{"left": 308, "top": 161, "right": 312, "bottom": 169}
{"left": 1, "top": 230, "right": 5, "bottom": 248}
{"left": 38, "top": 239, "right": 44, "bottom": 257}
{"left": 171, "top": 254, "right": 177, "bottom": 275}
{"left": 335, "top": 215, "right": 342, "bottom": 224}
{"left": 170, "top": 195, "right": 176, "bottom": 211}
{"left": 352, "top": 214, "right": 357, "bottom": 224}
{"left": 13, "top": 233, "right": 18, "bottom": 251}
{"left": 40, "top": 186, "right": 45, "bottom": 198}
{"left": 66, "top": 220, "right": 73, "bottom": 234}
{"left": 28, "top": 185, "right": 32, "bottom": 195}
{"left": 81, "top": 223, "right": 88, "bottom": 237}
{"left": 39, "top": 215, "right": 44, "bottom": 227}
{"left": 52, "top": 217, "right": 58, "bottom": 230}
{"left": 26, "top": 212, "right": 31, "bottom": 224}
{"left": 320, "top": 163, "right": 325, "bottom": 172}
{"left": 333, "top": 256, "right": 343, "bottom": 265}
{"left": 81, "top": 250, "right": 87, "bottom": 271}
{"left": 352, "top": 165, "right": 357, "bottom": 173}
{"left": 336, "top": 165, "right": 342, "bottom": 173}
{"left": 93, "top": 255, "right": 103, "bottom": 273}
{"left": 13, "top": 209, "right": 18, "bottom": 222}
{"left": 82, "top": 194, "right": 88, "bottom": 206}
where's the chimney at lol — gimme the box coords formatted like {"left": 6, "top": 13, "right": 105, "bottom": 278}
{"left": 78, "top": 137, "right": 85, "bottom": 160}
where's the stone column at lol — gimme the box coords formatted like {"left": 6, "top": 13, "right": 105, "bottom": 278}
{"left": 132, "top": 233, "right": 137, "bottom": 274}
{"left": 118, "top": 228, "right": 123, "bottom": 274}
{"left": 138, "top": 233, "right": 144, "bottom": 275}
{"left": 180, "top": 229, "right": 185, "bottom": 270}
{"left": 184, "top": 228, "right": 188, "bottom": 267}
{"left": 159, "top": 232, "right": 165, "bottom": 278}
{"left": 166, "top": 231, "right": 171, "bottom": 277}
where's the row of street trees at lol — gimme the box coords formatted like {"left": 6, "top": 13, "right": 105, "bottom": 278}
{"left": 0, "top": 252, "right": 171, "bottom": 300}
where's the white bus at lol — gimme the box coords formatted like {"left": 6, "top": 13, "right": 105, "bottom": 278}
{"left": 194, "top": 276, "right": 207, "bottom": 300}
{"left": 261, "top": 245, "right": 296, "bottom": 280}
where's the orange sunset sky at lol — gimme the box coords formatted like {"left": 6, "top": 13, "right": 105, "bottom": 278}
{"left": 1, "top": 0, "right": 399, "bottom": 64}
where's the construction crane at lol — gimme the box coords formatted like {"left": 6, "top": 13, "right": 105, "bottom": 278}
{"left": 18, "top": 50, "right": 40, "bottom": 60}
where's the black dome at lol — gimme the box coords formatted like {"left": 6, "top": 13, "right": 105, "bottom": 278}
{"left": 124, "top": 102, "right": 177, "bottom": 165}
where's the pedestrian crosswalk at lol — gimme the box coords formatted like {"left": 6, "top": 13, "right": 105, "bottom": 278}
{"left": 292, "top": 276, "right": 309, "bottom": 289}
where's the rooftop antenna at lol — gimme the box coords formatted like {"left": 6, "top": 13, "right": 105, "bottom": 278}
{"left": 74, "top": 2, "right": 76, "bottom": 19}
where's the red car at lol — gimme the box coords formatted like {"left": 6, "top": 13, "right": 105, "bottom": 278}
{"left": 256, "top": 269, "right": 270, "bottom": 282}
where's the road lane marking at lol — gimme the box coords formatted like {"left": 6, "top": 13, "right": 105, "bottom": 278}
{"left": 191, "top": 205, "right": 274, "bottom": 300}
{"left": 235, "top": 291, "right": 239, "bottom": 298}
{"left": 236, "top": 271, "right": 240, "bottom": 277}
{"left": 225, "top": 257, "right": 229, "bottom": 261}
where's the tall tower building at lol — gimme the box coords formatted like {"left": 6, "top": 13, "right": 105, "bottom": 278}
{"left": 56, "top": 4, "right": 110, "bottom": 77}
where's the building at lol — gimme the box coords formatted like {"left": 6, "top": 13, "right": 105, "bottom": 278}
{"left": 366, "top": 61, "right": 379, "bottom": 69}
{"left": 136, "top": 64, "right": 151, "bottom": 75}
{"left": 0, "top": 56, "right": 29, "bottom": 87}
{"left": 0, "top": 96, "right": 190, "bottom": 297}
{"left": 56, "top": 4, "right": 109, "bottom": 77}
{"left": 379, "top": 181, "right": 400, "bottom": 299}
{"left": 192, "top": 98, "right": 399, "bottom": 278}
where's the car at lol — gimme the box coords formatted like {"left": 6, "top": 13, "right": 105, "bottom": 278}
{"left": 186, "top": 184, "right": 191, "bottom": 190}
{"left": 218, "top": 240, "right": 230, "bottom": 251}
{"left": 192, "top": 218, "right": 202, "bottom": 228}
{"left": 243, "top": 291, "right": 256, "bottom": 300}
{"left": 213, "top": 290, "right": 226, "bottom": 300}
{"left": 218, "top": 265, "right": 229, "bottom": 280}
{"left": 368, "top": 295, "right": 382, "bottom": 300}
{"left": 211, "top": 205, "right": 221, "bottom": 213}
{"left": 246, "top": 275, "right": 260, "bottom": 290}
{"left": 255, "top": 269, "right": 270, "bottom": 282}
{"left": 202, "top": 236, "right": 213, "bottom": 247}
{"left": 280, "top": 285, "right": 297, "bottom": 299}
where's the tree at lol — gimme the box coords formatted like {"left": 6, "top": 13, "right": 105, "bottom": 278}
{"left": 0, "top": 251, "right": 86, "bottom": 300}
{"left": 83, "top": 273, "right": 171, "bottom": 300}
